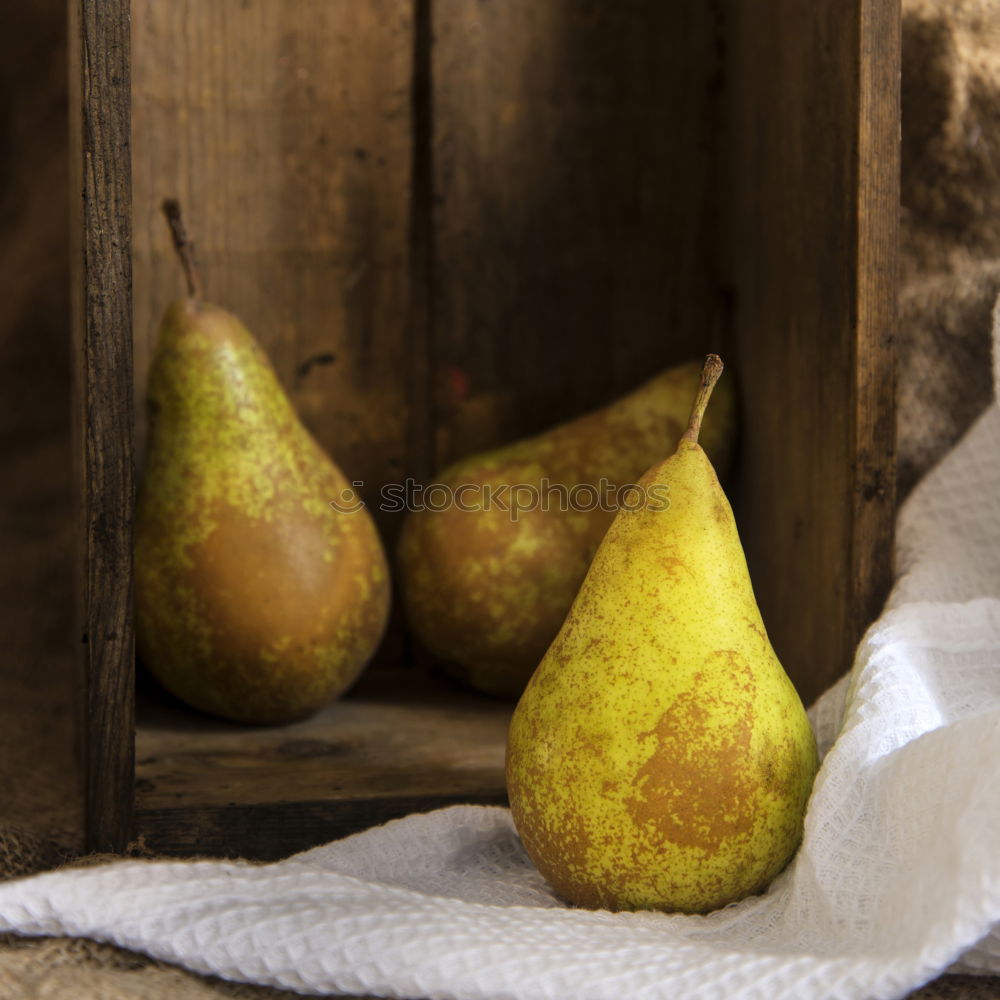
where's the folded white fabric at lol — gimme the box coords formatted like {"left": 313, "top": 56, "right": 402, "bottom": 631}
{"left": 4, "top": 316, "right": 1000, "bottom": 1000}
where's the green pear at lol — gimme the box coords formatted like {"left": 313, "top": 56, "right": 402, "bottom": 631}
{"left": 506, "top": 355, "right": 817, "bottom": 913}
{"left": 134, "top": 201, "right": 390, "bottom": 724}
{"left": 398, "top": 362, "right": 735, "bottom": 698}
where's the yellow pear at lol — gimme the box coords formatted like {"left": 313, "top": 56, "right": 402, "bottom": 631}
{"left": 398, "top": 362, "right": 735, "bottom": 697}
{"left": 134, "top": 201, "right": 390, "bottom": 724}
{"left": 506, "top": 355, "right": 817, "bottom": 913}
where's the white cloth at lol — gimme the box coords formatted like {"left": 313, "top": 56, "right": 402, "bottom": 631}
{"left": 4, "top": 316, "right": 1000, "bottom": 1000}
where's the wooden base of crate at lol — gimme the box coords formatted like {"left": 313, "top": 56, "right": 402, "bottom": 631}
{"left": 133, "top": 666, "right": 511, "bottom": 860}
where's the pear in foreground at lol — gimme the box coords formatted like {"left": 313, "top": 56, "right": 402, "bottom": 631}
{"left": 135, "top": 201, "right": 390, "bottom": 724}
{"left": 506, "top": 355, "right": 817, "bottom": 913}
{"left": 398, "top": 361, "right": 735, "bottom": 698}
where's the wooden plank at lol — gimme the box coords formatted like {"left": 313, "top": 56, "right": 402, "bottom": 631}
{"left": 68, "top": 0, "right": 135, "bottom": 852}
{"left": 134, "top": 794, "right": 508, "bottom": 861}
{"left": 430, "top": 0, "right": 725, "bottom": 469}
{"left": 135, "top": 669, "right": 509, "bottom": 809}
{"left": 726, "top": 0, "right": 899, "bottom": 703}
{"left": 134, "top": 668, "right": 510, "bottom": 857}
{"left": 405, "top": 0, "right": 436, "bottom": 488}
{"left": 130, "top": 0, "right": 415, "bottom": 544}
{"left": 852, "top": 0, "right": 900, "bottom": 649}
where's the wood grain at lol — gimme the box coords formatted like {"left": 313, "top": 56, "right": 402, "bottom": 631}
{"left": 130, "top": 0, "right": 415, "bottom": 543}
{"left": 69, "top": 0, "right": 135, "bottom": 853}
{"left": 134, "top": 794, "right": 508, "bottom": 861}
{"left": 852, "top": 0, "right": 900, "bottom": 650}
{"left": 134, "top": 668, "right": 510, "bottom": 858}
{"left": 726, "top": 0, "right": 899, "bottom": 703}
{"left": 430, "top": 0, "right": 726, "bottom": 468}
{"left": 135, "top": 669, "right": 509, "bottom": 810}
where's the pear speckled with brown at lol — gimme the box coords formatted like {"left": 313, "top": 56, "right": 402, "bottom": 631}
{"left": 134, "top": 201, "right": 390, "bottom": 724}
{"left": 398, "top": 361, "right": 735, "bottom": 698}
{"left": 506, "top": 355, "right": 818, "bottom": 913}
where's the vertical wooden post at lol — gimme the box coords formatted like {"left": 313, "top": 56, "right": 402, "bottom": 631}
{"left": 727, "top": 0, "right": 899, "bottom": 703}
{"left": 851, "top": 0, "right": 900, "bottom": 650}
{"left": 68, "top": 0, "right": 134, "bottom": 852}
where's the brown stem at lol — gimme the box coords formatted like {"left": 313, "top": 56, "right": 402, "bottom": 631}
{"left": 681, "top": 354, "right": 724, "bottom": 445}
{"left": 161, "top": 198, "right": 205, "bottom": 301}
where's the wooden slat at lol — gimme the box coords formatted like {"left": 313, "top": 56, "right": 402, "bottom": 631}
{"left": 134, "top": 794, "right": 508, "bottom": 861}
{"left": 727, "top": 0, "right": 899, "bottom": 703}
{"left": 852, "top": 0, "right": 900, "bottom": 649}
{"left": 405, "top": 0, "right": 436, "bottom": 489}
{"left": 430, "top": 0, "right": 725, "bottom": 469}
{"left": 69, "top": 0, "right": 135, "bottom": 852}
{"left": 130, "top": 0, "right": 415, "bottom": 543}
{"left": 135, "top": 671, "right": 509, "bottom": 810}
{"left": 134, "top": 669, "right": 510, "bottom": 858}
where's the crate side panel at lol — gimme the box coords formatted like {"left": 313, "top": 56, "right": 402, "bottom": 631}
{"left": 134, "top": 794, "right": 508, "bottom": 861}
{"left": 727, "top": 0, "right": 898, "bottom": 703}
{"left": 853, "top": 0, "right": 899, "bottom": 646}
{"left": 69, "top": 0, "right": 136, "bottom": 852}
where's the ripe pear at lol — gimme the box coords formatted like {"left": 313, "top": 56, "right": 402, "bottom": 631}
{"left": 506, "top": 355, "right": 818, "bottom": 914}
{"left": 134, "top": 201, "right": 390, "bottom": 724}
{"left": 398, "top": 362, "right": 735, "bottom": 698}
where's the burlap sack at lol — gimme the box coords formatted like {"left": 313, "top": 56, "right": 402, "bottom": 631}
{"left": 898, "top": 0, "right": 1000, "bottom": 499}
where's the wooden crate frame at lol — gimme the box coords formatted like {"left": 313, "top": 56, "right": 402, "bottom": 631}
{"left": 70, "top": 0, "right": 899, "bottom": 856}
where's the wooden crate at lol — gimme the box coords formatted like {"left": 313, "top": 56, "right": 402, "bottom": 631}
{"left": 70, "top": 0, "right": 899, "bottom": 856}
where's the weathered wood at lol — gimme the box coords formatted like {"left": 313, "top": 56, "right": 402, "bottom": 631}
{"left": 726, "top": 0, "right": 899, "bottom": 703}
{"left": 69, "top": 0, "right": 135, "bottom": 853}
{"left": 405, "top": 0, "right": 436, "bottom": 489}
{"left": 135, "top": 669, "right": 509, "bottom": 809}
{"left": 852, "top": 0, "right": 900, "bottom": 652}
{"left": 130, "top": 0, "right": 415, "bottom": 543}
{"left": 134, "top": 668, "right": 510, "bottom": 857}
{"left": 430, "top": 0, "right": 725, "bottom": 468}
{"left": 135, "top": 794, "right": 508, "bottom": 861}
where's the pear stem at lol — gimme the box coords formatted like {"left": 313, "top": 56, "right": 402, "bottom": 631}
{"left": 161, "top": 198, "right": 205, "bottom": 301}
{"left": 681, "top": 354, "right": 724, "bottom": 445}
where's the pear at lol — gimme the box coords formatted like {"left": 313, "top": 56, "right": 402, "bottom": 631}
{"left": 506, "top": 355, "right": 818, "bottom": 913}
{"left": 398, "top": 362, "right": 735, "bottom": 698}
{"left": 134, "top": 200, "right": 390, "bottom": 724}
